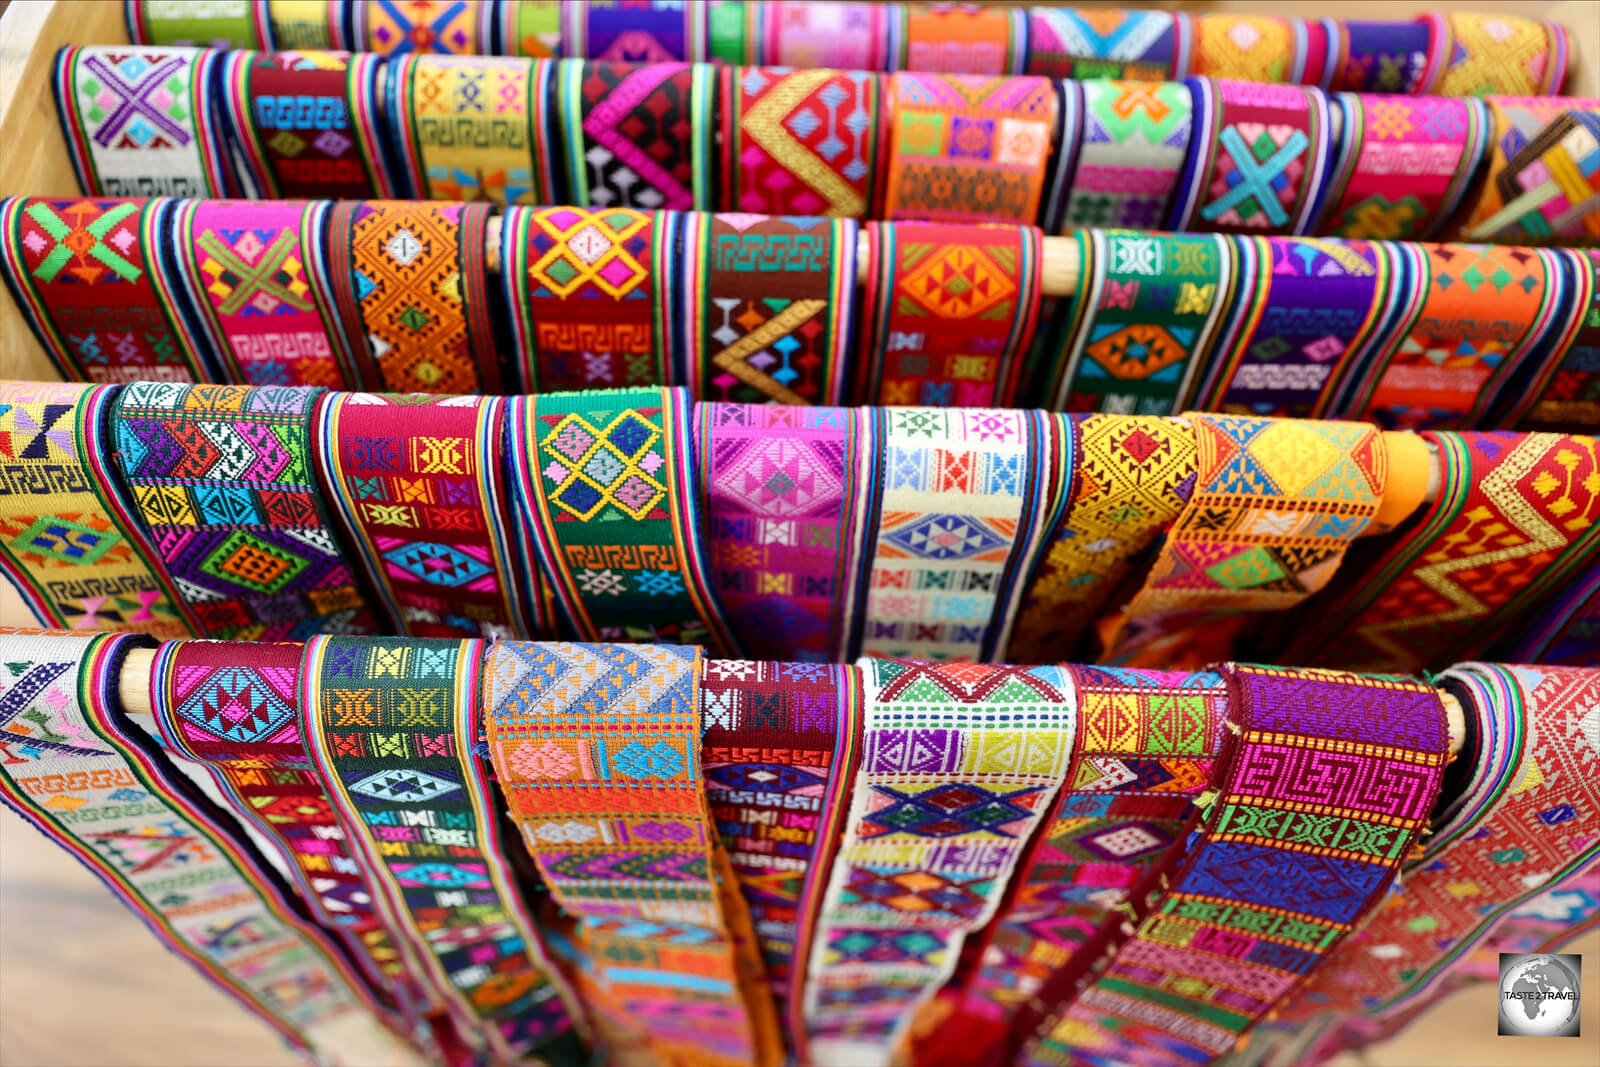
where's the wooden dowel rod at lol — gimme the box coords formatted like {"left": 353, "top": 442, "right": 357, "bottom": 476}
{"left": 114, "top": 647, "right": 1467, "bottom": 755}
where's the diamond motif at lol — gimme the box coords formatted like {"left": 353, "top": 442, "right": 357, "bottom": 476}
{"left": 345, "top": 768, "right": 462, "bottom": 803}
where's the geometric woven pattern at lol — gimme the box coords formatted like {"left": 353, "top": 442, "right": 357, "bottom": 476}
{"left": 898, "top": 4, "right": 1027, "bottom": 75}
{"left": 557, "top": 60, "right": 713, "bottom": 211}
{"left": 1431, "top": 12, "right": 1567, "bottom": 96}
{"left": 1050, "top": 79, "right": 1192, "bottom": 232}
{"left": 1025, "top": 7, "right": 1183, "bottom": 80}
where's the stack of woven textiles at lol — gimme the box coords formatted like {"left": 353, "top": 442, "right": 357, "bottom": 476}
{"left": 1, "top": 629, "right": 1596, "bottom": 1066}
{"left": 125, "top": 1, "right": 1571, "bottom": 98}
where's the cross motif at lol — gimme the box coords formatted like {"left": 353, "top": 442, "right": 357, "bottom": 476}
{"left": 84, "top": 52, "right": 191, "bottom": 149}
{"left": 197, "top": 228, "right": 313, "bottom": 315}
{"left": 1201, "top": 126, "right": 1309, "bottom": 227}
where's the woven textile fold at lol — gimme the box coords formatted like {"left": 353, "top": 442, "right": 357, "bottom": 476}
{"left": 678, "top": 213, "right": 858, "bottom": 405}
{"left": 895, "top": 4, "right": 1028, "bottom": 76}
{"left": 1462, "top": 96, "right": 1600, "bottom": 246}
{"left": 1327, "top": 20, "right": 1435, "bottom": 94}
{"left": 111, "top": 382, "right": 380, "bottom": 639}
{"left": 302, "top": 634, "right": 588, "bottom": 1062}
{"left": 1045, "top": 79, "right": 1192, "bottom": 234}
{"left": 324, "top": 200, "right": 499, "bottom": 394}
{"left": 389, "top": 54, "right": 557, "bottom": 205}
{"left": 804, "top": 658, "right": 1076, "bottom": 1066}
{"left": 498, "top": 0, "right": 561, "bottom": 58}
{"left": 1286, "top": 431, "right": 1600, "bottom": 673}
{"left": 0, "top": 630, "right": 410, "bottom": 1063}
{"left": 0, "top": 382, "right": 195, "bottom": 637}
{"left": 1025, "top": 7, "right": 1186, "bottom": 80}
{"left": 556, "top": 60, "right": 714, "bottom": 211}
{"left": 1506, "top": 249, "right": 1600, "bottom": 432}
{"left": 127, "top": 0, "right": 273, "bottom": 47}
{"left": 266, "top": 0, "right": 344, "bottom": 50}
{"left": 697, "top": 402, "right": 877, "bottom": 663}
{"left": 1, "top": 196, "right": 211, "bottom": 384}
{"left": 483, "top": 640, "right": 782, "bottom": 1067}
{"left": 1020, "top": 664, "right": 1449, "bottom": 1067}
{"left": 1190, "top": 14, "right": 1322, "bottom": 86}
{"left": 562, "top": 0, "right": 706, "bottom": 62}
{"left": 1498, "top": 562, "right": 1600, "bottom": 665}
{"left": 314, "top": 391, "right": 537, "bottom": 638}
{"left": 763, "top": 2, "right": 892, "bottom": 71}
{"left": 56, "top": 45, "right": 232, "bottom": 198}
{"left": 700, "top": 658, "right": 865, "bottom": 1060}
{"left": 507, "top": 388, "right": 735, "bottom": 652}
{"left": 355, "top": 0, "right": 491, "bottom": 55}
{"left": 1428, "top": 12, "right": 1569, "bottom": 96}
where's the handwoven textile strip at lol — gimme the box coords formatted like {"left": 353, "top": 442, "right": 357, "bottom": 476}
{"left": 718, "top": 65, "right": 883, "bottom": 218}
{"left": 1427, "top": 12, "right": 1568, "bottom": 95}
{"left": 1190, "top": 14, "right": 1319, "bottom": 85}
{"left": 323, "top": 200, "right": 498, "bottom": 394}
{"left": 169, "top": 199, "right": 353, "bottom": 387}
{"left": 562, "top": 0, "right": 707, "bottom": 62}
{"left": 708, "top": 0, "right": 759, "bottom": 64}
{"left": 0, "top": 630, "right": 408, "bottom": 1062}
{"left": 700, "top": 658, "right": 865, "bottom": 1060}
{"left": 556, "top": 60, "right": 714, "bottom": 211}
{"left": 389, "top": 54, "right": 556, "bottom": 205}
{"left": 508, "top": 388, "right": 735, "bottom": 652}
{"left": 697, "top": 402, "right": 877, "bottom": 663}
{"left": 267, "top": 0, "right": 344, "bottom": 50}
{"left": 803, "top": 659, "right": 1076, "bottom": 1066}
{"left": 1460, "top": 97, "right": 1600, "bottom": 245}
{"left": 1339, "top": 243, "right": 1568, "bottom": 430}
{"left": 55, "top": 46, "right": 232, "bottom": 198}
{"left": 895, "top": 3, "right": 1027, "bottom": 76}
{"left": 915, "top": 668, "right": 1228, "bottom": 1067}
{"left": 0, "top": 196, "right": 210, "bottom": 384}
{"left": 679, "top": 213, "right": 858, "bottom": 405}
{"left": 1170, "top": 78, "right": 1332, "bottom": 236}
{"left": 859, "top": 220, "right": 1043, "bottom": 407}
{"left": 882, "top": 73, "right": 1057, "bottom": 225}
{"left": 1196, "top": 235, "right": 1393, "bottom": 419}
{"left": 219, "top": 49, "right": 391, "bottom": 200}
{"left": 1285, "top": 431, "right": 1600, "bottom": 673}
{"left": 1046, "top": 79, "right": 1193, "bottom": 234}
{"left": 1328, "top": 20, "right": 1435, "bottom": 93}
{"left": 500, "top": 0, "right": 560, "bottom": 58}
{"left": 127, "top": 0, "right": 272, "bottom": 47}
{"left": 314, "top": 391, "right": 536, "bottom": 638}
{"left": 356, "top": 0, "right": 489, "bottom": 54}
{"left": 1045, "top": 229, "right": 1232, "bottom": 415}
{"left": 1025, "top": 7, "right": 1187, "bottom": 80}
{"left": 1507, "top": 249, "right": 1600, "bottom": 432}
{"left": 150, "top": 638, "right": 424, "bottom": 1018}
{"left": 302, "top": 635, "right": 587, "bottom": 1062}
{"left": 1004, "top": 414, "right": 1196, "bottom": 665}
{"left": 1317, "top": 94, "right": 1488, "bottom": 241}
{"left": 858, "top": 407, "right": 1064, "bottom": 662}
{"left": 1277, "top": 663, "right": 1600, "bottom": 1023}
{"left": 1104, "top": 414, "right": 1388, "bottom": 667}
{"left": 483, "top": 641, "right": 782, "bottom": 1067}
{"left": 1497, "top": 561, "right": 1600, "bottom": 665}
{"left": 0, "top": 382, "right": 195, "bottom": 637}
{"left": 500, "top": 205, "right": 673, "bottom": 393}
{"left": 1020, "top": 664, "right": 1448, "bottom": 1067}
{"left": 764, "top": 2, "right": 892, "bottom": 72}
{"left": 110, "top": 381, "right": 380, "bottom": 639}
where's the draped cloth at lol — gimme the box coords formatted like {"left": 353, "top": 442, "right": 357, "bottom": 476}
{"left": 1427, "top": 11, "right": 1569, "bottom": 96}
{"left": 484, "top": 641, "right": 783, "bottom": 1067}
{"left": 1460, "top": 95, "right": 1600, "bottom": 246}
{"left": 1046, "top": 79, "right": 1193, "bottom": 234}
{"left": 1506, "top": 249, "right": 1600, "bottom": 433}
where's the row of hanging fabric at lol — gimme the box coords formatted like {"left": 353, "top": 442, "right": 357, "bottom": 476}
{"left": 1, "top": 632, "right": 1596, "bottom": 1067}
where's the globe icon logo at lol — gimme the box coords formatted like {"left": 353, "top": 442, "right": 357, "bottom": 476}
{"left": 1498, "top": 953, "right": 1582, "bottom": 1037}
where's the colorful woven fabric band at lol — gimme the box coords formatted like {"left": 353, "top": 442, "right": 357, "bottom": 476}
{"left": 896, "top": 4, "right": 1027, "bottom": 76}
{"left": 562, "top": 0, "right": 705, "bottom": 62}
{"left": 697, "top": 402, "right": 876, "bottom": 663}
{"left": 390, "top": 53, "right": 556, "bottom": 205}
{"left": 719, "top": 66, "right": 883, "bottom": 218}
{"left": 883, "top": 73, "right": 1056, "bottom": 225}
{"left": 678, "top": 213, "right": 858, "bottom": 405}
{"left": 805, "top": 659, "right": 1076, "bottom": 1066}
{"left": 267, "top": 0, "right": 341, "bottom": 50}
{"left": 1005, "top": 414, "right": 1196, "bottom": 664}
{"left": 483, "top": 640, "right": 782, "bottom": 1067}
{"left": 1021, "top": 664, "right": 1448, "bottom": 1067}
{"left": 700, "top": 658, "right": 865, "bottom": 1059}
{"left": 556, "top": 60, "right": 714, "bottom": 211}
{"left": 111, "top": 381, "right": 380, "bottom": 639}
{"left": 1466, "top": 97, "right": 1600, "bottom": 245}
{"left": 1329, "top": 19, "right": 1434, "bottom": 93}
{"left": 1106, "top": 414, "right": 1388, "bottom": 667}
{"left": 1172, "top": 78, "right": 1332, "bottom": 236}
{"left": 500, "top": 205, "right": 673, "bottom": 393}
{"left": 1, "top": 197, "right": 209, "bottom": 384}
{"left": 56, "top": 46, "right": 231, "bottom": 198}
{"left": 0, "top": 630, "right": 406, "bottom": 1062}
{"left": 1288, "top": 431, "right": 1600, "bottom": 672}
{"left": 0, "top": 382, "right": 194, "bottom": 637}
{"left": 1025, "top": 8, "right": 1185, "bottom": 80}
{"left": 1429, "top": 12, "right": 1568, "bottom": 96}
{"left": 765, "top": 2, "right": 890, "bottom": 70}
{"left": 508, "top": 388, "right": 733, "bottom": 651}
{"left": 315, "top": 391, "right": 535, "bottom": 639}
{"left": 169, "top": 198, "right": 352, "bottom": 387}
{"left": 498, "top": 0, "right": 559, "bottom": 57}
{"left": 324, "top": 200, "right": 498, "bottom": 394}
{"left": 128, "top": 0, "right": 272, "bottom": 47}
{"left": 302, "top": 634, "right": 586, "bottom": 1062}
{"left": 220, "top": 49, "right": 390, "bottom": 200}
{"left": 1047, "top": 79, "right": 1192, "bottom": 233}
{"left": 1046, "top": 229, "right": 1232, "bottom": 415}
{"left": 357, "top": 0, "right": 489, "bottom": 54}
{"left": 1197, "top": 236, "right": 1393, "bottom": 419}
{"left": 860, "top": 220, "right": 1043, "bottom": 407}
{"left": 859, "top": 407, "right": 1067, "bottom": 662}
{"left": 1499, "top": 562, "right": 1600, "bottom": 665}
{"left": 1507, "top": 249, "right": 1600, "bottom": 432}
{"left": 1191, "top": 15, "right": 1318, "bottom": 85}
